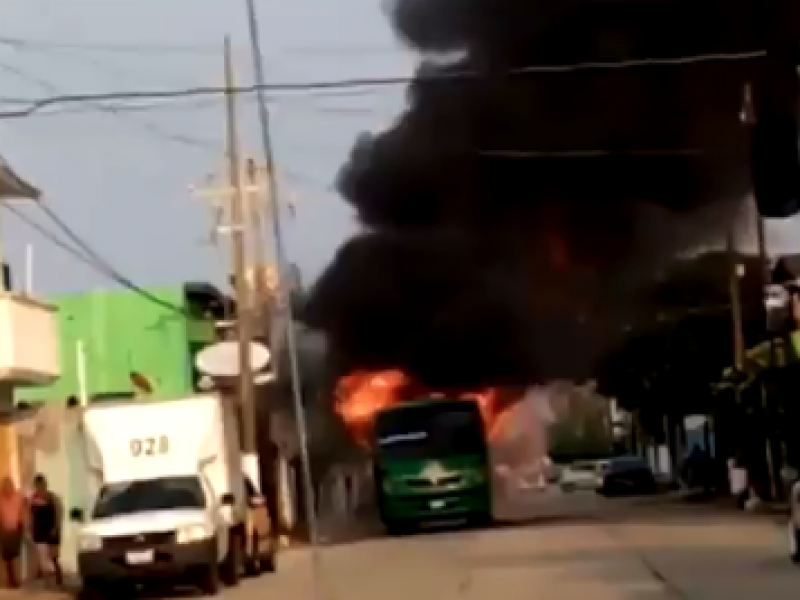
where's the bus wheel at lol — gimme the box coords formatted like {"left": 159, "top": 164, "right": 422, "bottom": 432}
{"left": 470, "top": 510, "right": 493, "bottom": 529}
{"left": 386, "top": 521, "right": 409, "bottom": 536}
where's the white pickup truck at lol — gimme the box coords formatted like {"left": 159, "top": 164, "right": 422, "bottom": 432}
{"left": 72, "top": 394, "right": 249, "bottom": 596}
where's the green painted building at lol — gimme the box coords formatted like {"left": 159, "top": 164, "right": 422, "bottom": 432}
{"left": 17, "top": 283, "right": 229, "bottom": 402}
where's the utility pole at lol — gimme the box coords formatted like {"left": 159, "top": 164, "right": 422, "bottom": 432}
{"left": 740, "top": 82, "right": 779, "bottom": 499}
{"left": 728, "top": 229, "right": 746, "bottom": 378}
{"left": 729, "top": 225, "right": 778, "bottom": 500}
{"left": 756, "top": 208, "right": 781, "bottom": 500}
{"left": 246, "top": 160, "right": 269, "bottom": 278}
{"left": 244, "top": 3, "right": 321, "bottom": 589}
{"left": 245, "top": 159, "right": 274, "bottom": 320}
{"left": 223, "top": 37, "right": 259, "bottom": 484}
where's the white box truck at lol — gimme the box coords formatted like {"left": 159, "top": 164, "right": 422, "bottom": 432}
{"left": 71, "top": 394, "right": 248, "bottom": 596}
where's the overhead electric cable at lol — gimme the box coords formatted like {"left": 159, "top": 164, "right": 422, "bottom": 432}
{"left": 0, "top": 49, "right": 767, "bottom": 119}
{"left": 3, "top": 203, "right": 108, "bottom": 272}
{"left": 30, "top": 202, "right": 191, "bottom": 316}
{"left": 0, "top": 61, "right": 220, "bottom": 150}
{"left": 0, "top": 35, "right": 221, "bottom": 55}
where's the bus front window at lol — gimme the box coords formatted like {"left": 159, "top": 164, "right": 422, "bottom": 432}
{"left": 375, "top": 405, "right": 485, "bottom": 460}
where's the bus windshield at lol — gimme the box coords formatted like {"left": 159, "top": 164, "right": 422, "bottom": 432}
{"left": 374, "top": 402, "right": 486, "bottom": 460}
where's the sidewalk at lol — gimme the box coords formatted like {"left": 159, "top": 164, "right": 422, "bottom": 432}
{"left": 609, "top": 507, "right": 800, "bottom": 599}
{"left": 634, "top": 489, "right": 790, "bottom": 523}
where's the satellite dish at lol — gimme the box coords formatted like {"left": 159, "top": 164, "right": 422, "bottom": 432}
{"left": 195, "top": 341, "right": 271, "bottom": 377}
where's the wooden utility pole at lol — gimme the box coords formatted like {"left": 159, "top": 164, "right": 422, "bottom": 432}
{"left": 245, "top": 159, "right": 275, "bottom": 320}
{"left": 729, "top": 224, "right": 778, "bottom": 500}
{"left": 223, "top": 37, "right": 259, "bottom": 475}
{"left": 755, "top": 209, "right": 782, "bottom": 500}
{"left": 245, "top": 0, "right": 321, "bottom": 564}
{"left": 727, "top": 229, "right": 746, "bottom": 375}
{"left": 246, "top": 160, "right": 269, "bottom": 277}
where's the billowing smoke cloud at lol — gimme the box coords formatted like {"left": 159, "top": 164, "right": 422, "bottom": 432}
{"left": 306, "top": 0, "right": 783, "bottom": 387}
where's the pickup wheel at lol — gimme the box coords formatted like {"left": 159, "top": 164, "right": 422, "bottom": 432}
{"left": 470, "top": 509, "right": 493, "bottom": 529}
{"left": 200, "top": 559, "right": 220, "bottom": 595}
{"left": 79, "top": 578, "right": 108, "bottom": 600}
{"left": 221, "top": 530, "right": 243, "bottom": 586}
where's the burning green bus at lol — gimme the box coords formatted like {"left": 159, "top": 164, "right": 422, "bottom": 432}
{"left": 372, "top": 397, "right": 492, "bottom": 534}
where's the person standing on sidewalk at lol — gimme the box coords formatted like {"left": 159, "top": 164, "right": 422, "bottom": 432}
{"left": 0, "top": 477, "right": 25, "bottom": 588}
{"left": 29, "top": 474, "right": 62, "bottom": 587}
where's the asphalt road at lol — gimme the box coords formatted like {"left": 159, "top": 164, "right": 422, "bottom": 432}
{"left": 17, "top": 491, "right": 800, "bottom": 600}
{"left": 223, "top": 491, "right": 800, "bottom": 600}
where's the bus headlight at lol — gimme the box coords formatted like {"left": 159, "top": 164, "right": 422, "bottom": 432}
{"left": 177, "top": 524, "right": 210, "bottom": 544}
{"left": 78, "top": 533, "right": 102, "bottom": 552}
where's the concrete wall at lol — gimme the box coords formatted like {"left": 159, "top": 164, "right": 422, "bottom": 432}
{"left": 14, "top": 405, "right": 88, "bottom": 575}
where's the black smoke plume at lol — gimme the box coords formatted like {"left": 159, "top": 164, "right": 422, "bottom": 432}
{"left": 305, "top": 0, "right": 800, "bottom": 388}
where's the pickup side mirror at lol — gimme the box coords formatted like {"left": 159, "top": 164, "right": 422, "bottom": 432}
{"left": 220, "top": 493, "right": 236, "bottom": 506}
{"left": 69, "top": 508, "right": 84, "bottom": 522}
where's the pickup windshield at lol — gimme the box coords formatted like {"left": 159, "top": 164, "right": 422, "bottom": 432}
{"left": 92, "top": 476, "right": 205, "bottom": 519}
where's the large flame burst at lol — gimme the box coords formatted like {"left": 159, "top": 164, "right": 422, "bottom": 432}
{"left": 334, "top": 369, "right": 516, "bottom": 447}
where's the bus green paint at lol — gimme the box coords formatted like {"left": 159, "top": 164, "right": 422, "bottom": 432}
{"left": 372, "top": 398, "right": 492, "bottom": 533}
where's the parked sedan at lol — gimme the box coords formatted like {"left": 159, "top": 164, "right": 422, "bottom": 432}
{"left": 596, "top": 456, "right": 657, "bottom": 496}
{"left": 560, "top": 461, "right": 603, "bottom": 493}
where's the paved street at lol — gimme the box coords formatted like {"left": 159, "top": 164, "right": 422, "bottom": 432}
{"left": 222, "top": 492, "right": 800, "bottom": 600}
{"left": 8, "top": 492, "right": 800, "bottom": 600}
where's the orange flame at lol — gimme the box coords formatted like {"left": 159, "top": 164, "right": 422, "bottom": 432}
{"left": 334, "top": 370, "right": 518, "bottom": 446}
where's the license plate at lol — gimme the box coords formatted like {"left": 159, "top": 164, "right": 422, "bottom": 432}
{"left": 126, "top": 550, "right": 154, "bottom": 565}
{"left": 429, "top": 499, "right": 446, "bottom": 509}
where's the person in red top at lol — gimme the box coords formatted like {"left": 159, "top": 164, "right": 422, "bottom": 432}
{"left": 0, "top": 477, "right": 25, "bottom": 588}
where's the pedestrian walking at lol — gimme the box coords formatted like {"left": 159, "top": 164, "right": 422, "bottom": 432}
{"left": 728, "top": 456, "right": 749, "bottom": 509}
{"left": 29, "top": 474, "right": 63, "bottom": 587}
{"left": 0, "top": 477, "right": 25, "bottom": 588}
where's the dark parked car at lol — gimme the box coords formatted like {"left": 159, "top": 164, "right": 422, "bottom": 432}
{"left": 596, "top": 456, "right": 657, "bottom": 496}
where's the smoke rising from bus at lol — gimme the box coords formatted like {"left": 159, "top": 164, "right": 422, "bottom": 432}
{"left": 306, "top": 0, "right": 761, "bottom": 387}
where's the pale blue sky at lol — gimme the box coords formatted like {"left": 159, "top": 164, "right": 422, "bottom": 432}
{"left": 0, "top": 0, "right": 413, "bottom": 295}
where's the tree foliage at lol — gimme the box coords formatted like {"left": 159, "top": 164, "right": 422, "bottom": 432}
{"left": 596, "top": 251, "right": 766, "bottom": 418}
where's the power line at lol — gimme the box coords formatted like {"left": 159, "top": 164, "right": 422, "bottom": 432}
{"left": 0, "top": 49, "right": 767, "bottom": 120}
{"left": 22, "top": 202, "right": 191, "bottom": 316}
{"left": 0, "top": 35, "right": 222, "bottom": 55}
{"left": 0, "top": 35, "right": 403, "bottom": 58}
{"left": 4, "top": 203, "right": 185, "bottom": 313}
{"left": 3, "top": 202, "right": 110, "bottom": 273}
{"left": 0, "top": 90, "right": 384, "bottom": 119}
{"left": 0, "top": 61, "right": 220, "bottom": 150}
{"left": 480, "top": 148, "right": 707, "bottom": 158}
{"left": 9, "top": 97, "right": 223, "bottom": 117}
